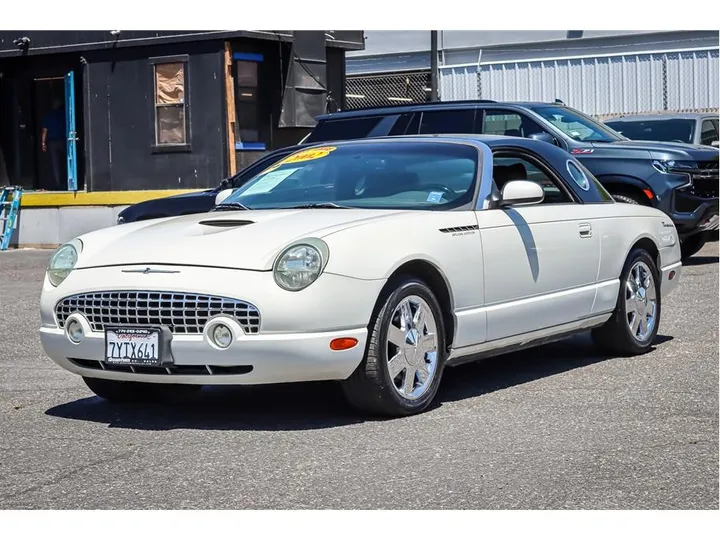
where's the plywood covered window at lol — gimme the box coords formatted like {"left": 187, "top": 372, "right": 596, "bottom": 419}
{"left": 152, "top": 59, "right": 188, "bottom": 146}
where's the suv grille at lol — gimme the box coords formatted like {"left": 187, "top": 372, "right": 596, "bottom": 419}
{"left": 681, "top": 161, "right": 719, "bottom": 199}
{"left": 55, "top": 291, "right": 261, "bottom": 335}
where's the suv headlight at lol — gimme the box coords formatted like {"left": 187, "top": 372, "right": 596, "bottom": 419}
{"left": 273, "top": 239, "right": 329, "bottom": 291}
{"left": 47, "top": 239, "right": 82, "bottom": 287}
{"left": 652, "top": 160, "right": 698, "bottom": 174}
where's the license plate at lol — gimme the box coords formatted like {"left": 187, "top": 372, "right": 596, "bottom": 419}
{"left": 105, "top": 328, "right": 161, "bottom": 365}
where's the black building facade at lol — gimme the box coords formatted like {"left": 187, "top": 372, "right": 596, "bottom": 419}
{"left": 0, "top": 31, "right": 364, "bottom": 192}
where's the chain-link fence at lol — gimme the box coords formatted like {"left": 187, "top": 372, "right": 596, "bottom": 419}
{"left": 345, "top": 71, "right": 430, "bottom": 109}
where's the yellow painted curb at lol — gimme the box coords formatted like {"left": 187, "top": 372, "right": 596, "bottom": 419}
{"left": 20, "top": 189, "right": 204, "bottom": 208}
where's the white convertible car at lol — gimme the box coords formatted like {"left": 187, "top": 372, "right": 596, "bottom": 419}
{"left": 39, "top": 135, "right": 683, "bottom": 416}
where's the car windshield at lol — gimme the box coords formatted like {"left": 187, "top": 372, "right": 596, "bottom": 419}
{"left": 221, "top": 141, "right": 479, "bottom": 211}
{"left": 605, "top": 118, "right": 696, "bottom": 144}
{"left": 532, "top": 106, "right": 625, "bottom": 143}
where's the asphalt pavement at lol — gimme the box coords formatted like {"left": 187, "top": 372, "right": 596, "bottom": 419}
{"left": 0, "top": 243, "right": 717, "bottom": 509}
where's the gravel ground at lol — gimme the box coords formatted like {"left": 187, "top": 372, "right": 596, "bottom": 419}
{"left": 0, "top": 242, "right": 717, "bottom": 509}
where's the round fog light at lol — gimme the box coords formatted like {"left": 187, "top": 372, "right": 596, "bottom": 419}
{"left": 212, "top": 324, "right": 233, "bottom": 349}
{"left": 66, "top": 319, "right": 84, "bottom": 344}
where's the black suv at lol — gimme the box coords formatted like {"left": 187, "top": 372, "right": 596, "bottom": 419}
{"left": 306, "top": 100, "right": 719, "bottom": 258}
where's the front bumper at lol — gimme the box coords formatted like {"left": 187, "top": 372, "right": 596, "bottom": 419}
{"left": 669, "top": 191, "right": 719, "bottom": 237}
{"left": 40, "top": 325, "right": 367, "bottom": 385}
{"left": 39, "top": 264, "right": 386, "bottom": 385}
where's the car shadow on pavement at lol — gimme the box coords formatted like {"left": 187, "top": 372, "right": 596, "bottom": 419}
{"left": 433, "top": 332, "right": 673, "bottom": 407}
{"left": 683, "top": 255, "right": 719, "bottom": 266}
{"left": 45, "top": 380, "right": 365, "bottom": 431}
{"left": 45, "top": 332, "right": 673, "bottom": 431}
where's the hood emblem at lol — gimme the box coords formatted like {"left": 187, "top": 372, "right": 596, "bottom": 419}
{"left": 122, "top": 267, "right": 180, "bottom": 274}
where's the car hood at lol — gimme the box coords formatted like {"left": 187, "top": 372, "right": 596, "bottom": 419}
{"left": 77, "top": 208, "right": 408, "bottom": 271}
{"left": 591, "top": 140, "right": 719, "bottom": 161}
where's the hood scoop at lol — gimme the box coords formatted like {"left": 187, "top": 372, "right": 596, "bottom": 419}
{"left": 198, "top": 219, "right": 255, "bottom": 228}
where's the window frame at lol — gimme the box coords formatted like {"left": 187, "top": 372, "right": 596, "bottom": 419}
{"left": 700, "top": 118, "right": 719, "bottom": 146}
{"left": 149, "top": 55, "right": 191, "bottom": 153}
{"left": 233, "top": 52, "right": 265, "bottom": 151}
{"left": 490, "top": 147, "right": 579, "bottom": 206}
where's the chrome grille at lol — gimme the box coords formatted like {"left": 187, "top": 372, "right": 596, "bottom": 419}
{"left": 671, "top": 161, "right": 719, "bottom": 199}
{"left": 55, "top": 291, "right": 260, "bottom": 334}
{"left": 689, "top": 161, "right": 719, "bottom": 199}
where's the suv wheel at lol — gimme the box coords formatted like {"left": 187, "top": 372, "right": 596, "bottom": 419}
{"left": 611, "top": 193, "right": 641, "bottom": 205}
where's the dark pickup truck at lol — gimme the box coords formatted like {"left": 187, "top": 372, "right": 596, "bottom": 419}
{"left": 304, "top": 100, "right": 719, "bottom": 258}
{"left": 119, "top": 99, "right": 719, "bottom": 258}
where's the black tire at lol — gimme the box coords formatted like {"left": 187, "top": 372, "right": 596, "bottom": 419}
{"left": 83, "top": 377, "right": 201, "bottom": 404}
{"left": 680, "top": 233, "right": 707, "bottom": 260}
{"left": 341, "top": 276, "right": 447, "bottom": 417}
{"left": 591, "top": 248, "right": 661, "bottom": 356}
{"left": 611, "top": 193, "right": 641, "bottom": 205}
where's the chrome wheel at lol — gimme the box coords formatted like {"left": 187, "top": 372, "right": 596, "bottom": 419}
{"left": 385, "top": 295, "right": 439, "bottom": 401}
{"left": 625, "top": 261, "right": 657, "bottom": 342}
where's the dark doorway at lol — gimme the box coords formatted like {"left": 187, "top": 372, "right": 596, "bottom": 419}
{"left": 34, "top": 76, "right": 67, "bottom": 191}
{"left": 0, "top": 54, "right": 85, "bottom": 191}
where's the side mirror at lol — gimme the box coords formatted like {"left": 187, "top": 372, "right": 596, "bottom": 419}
{"left": 215, "top": 188, "right": 233, "bottom": 206}
{"left": 499, "top": 180, "right": 544, "bottom": 207}
{"left": 528, "top": 132, "right": 557, "bottom": 146}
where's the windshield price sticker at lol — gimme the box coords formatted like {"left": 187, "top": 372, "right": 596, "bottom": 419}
{"left": 261, "top": 146, "right": 337, "bottom": 174}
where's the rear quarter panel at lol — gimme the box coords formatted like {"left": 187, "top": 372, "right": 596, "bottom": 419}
{"left": 590, "top": 202, "right": 681, "bottom": 313}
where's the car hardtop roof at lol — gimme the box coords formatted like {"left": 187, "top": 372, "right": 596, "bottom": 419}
{"left": 606, "top": 112, "right": 719, "bottom": 122}
{"left": 315, "top": 100, "right": 569, "bottom": 121}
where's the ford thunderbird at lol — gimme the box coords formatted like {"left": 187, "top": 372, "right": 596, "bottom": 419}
{"left": 39, "top": 135, "right": 683, "bottom": 416}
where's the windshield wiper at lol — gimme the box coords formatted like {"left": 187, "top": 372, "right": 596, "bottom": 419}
{"left": 211, "top": 202, "right": 251, "bottom": 212}
{"left": 288, "top": 202, "right": 350, "bottom": 209}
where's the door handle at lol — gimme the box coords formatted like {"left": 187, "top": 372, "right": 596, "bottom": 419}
{"left": 578, "top": 222, "right": 593, "bottom": 238}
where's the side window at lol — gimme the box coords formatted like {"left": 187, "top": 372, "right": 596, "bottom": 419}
{"left": 481, "top": 110, "right": 545, "bottom": 138}
{"left": 388, "top": 113, "right": 413, "bottom": 136}
{"left": 417, "top": 110, "right": 475, "bottom": 134}
{"left": 493, "top": 153, "right": 573, "bottom": 204}
{"left": 700, "top": 119, "right": 719, "bottom": 146}
{"left": 305, "top": 116, "right": 382, "bottom": 143}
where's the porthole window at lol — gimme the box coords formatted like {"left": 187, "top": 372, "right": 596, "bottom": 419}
{"left": 567, "top": 160, "right": 590, "bottom": 191}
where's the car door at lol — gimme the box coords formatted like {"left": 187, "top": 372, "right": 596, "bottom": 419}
{"left": 476, "top": 147, "right": 601, "bottom": 341}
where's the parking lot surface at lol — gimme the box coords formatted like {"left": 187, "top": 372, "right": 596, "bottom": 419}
{"left": 0, "top": 244, "right": 717, "bottom": 510}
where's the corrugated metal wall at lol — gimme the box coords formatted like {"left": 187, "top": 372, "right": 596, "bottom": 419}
{"left": 439, "top": 49, "right": 719, "bottom": 117}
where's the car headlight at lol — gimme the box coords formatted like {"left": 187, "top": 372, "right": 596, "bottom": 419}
{"left": 47, "top": 239, "right": 82, "bottom": 287}
{"left": 273, "top": 239, "right": 329, "bottom": 291}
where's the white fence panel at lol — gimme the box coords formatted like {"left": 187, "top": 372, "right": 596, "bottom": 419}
{"left": 443, "top": 48, "right": 719, "bottom": 117}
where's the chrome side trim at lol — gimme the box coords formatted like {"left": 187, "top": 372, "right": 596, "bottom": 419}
{"left": 446, "top": 313, "right": 612, "bottom": 366}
